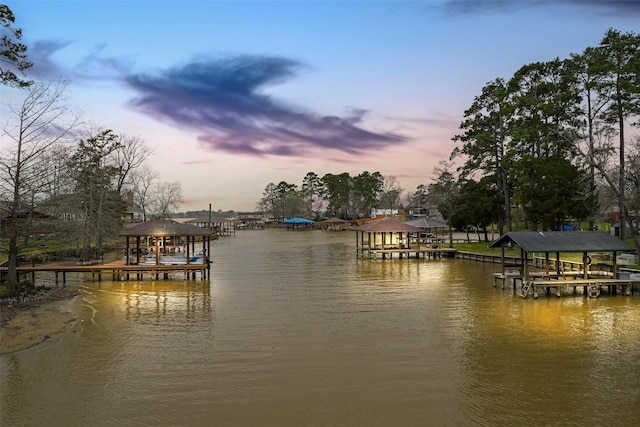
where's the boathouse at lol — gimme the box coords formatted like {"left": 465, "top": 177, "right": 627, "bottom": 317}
{"left": 122, "top": 220, "right": 213, "bottom": 269}
{"left": 185, "top": 215, "right": 236, "bottom": 236}
{"left": 283, "top": 217, "right": 314, "bottom": 229}
{"left": 319, "top": 217, "right": 351, "bottom": 231}
{"left": 353, "top": 217, "right": 456, "bottom": 259}
{"left": 489, "top": 231, "right": 637, "bottom": 298}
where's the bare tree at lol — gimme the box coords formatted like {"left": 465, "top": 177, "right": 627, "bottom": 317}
{"left": 152, "top": 181, "right": 182, "bottom": 219}
{"left": 379, "top": 175, "right": 403, "bottom": 212}
{"left": 0, "top": 80, "right": 79, "bottom": 290}
{"left": 129, "top": 165, "right": 158, "bottom": 222}
{"left": 111, "top": 135, "right": 152, "bottom": 193}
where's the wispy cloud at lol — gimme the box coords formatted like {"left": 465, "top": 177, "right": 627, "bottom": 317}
{"left": 442, "top": 0, "right": 640, "bottom": 16}
{"left": 26, "top": 39, "right": 72, "bottom": 79}
{"left": 125, "top": 55, "right": 406, "bottom": 157}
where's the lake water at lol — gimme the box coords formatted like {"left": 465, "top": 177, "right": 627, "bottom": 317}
{"left": 1, "top": 229, "right": 639, "bottom": 426}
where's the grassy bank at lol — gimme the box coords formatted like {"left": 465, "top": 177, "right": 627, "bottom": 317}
{"left": 452, "top": 241, "right": 639, "bottom": 269}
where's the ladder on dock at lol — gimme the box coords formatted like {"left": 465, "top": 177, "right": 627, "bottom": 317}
{"left": 587, "top": 282, "right": 600, "bottom": 298}
{"left": 520, "top": 280, "right": 532, "bottom": 299}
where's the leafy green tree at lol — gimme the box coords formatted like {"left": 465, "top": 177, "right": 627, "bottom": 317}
{"left": 506, "top": 59, "right": 587, "bottom": 230}
{"left": 624, "top": 137, "right": 640, "bottom": 251}
{"left": 274, "top": 181, "right": 302, "bottom": 220}
{"left": 257, "top": 181, "right": 305, "bottom": 221}
{"left": 507, "top": 59, "right": 582, "bottom": 160}
{"left": 428, "top": 161, "right": 459, "bottom": 247}
{"left": 514, "top": 156, "right": 593, "bottom": 230}
{"left": 406, "top": 184, "right": 430, "bottom": 217}
{"left": 570, "top": 46, "right": 611, "bottom": 229}
{"left": 457, "top": 177, "right": 503, "bottom": 241}
{"left": 452, "top": 78, "right": 512, "bottom": 233}
{"left": 0, "top": 4, "right": 32, "bottom": 88}
{"left": 68, "top": 129, "right": 126, "bottom": 261}
{"left": 321, "top": 172, "right": 353, "bottom": 219}
{"left": 352, "top": 171, "right": 383, "bottom": 218}
{"left": 301, "top": 172, "right": 325, "bottom": 220}
{"left": 257, "top": 183, "right": 278, "bottom": 219}
{"left": 594, "top": 29, "right": 640, "bottom": 240}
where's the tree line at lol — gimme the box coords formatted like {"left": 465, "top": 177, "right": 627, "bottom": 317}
{"left": 256, "top": 171, "right": 405, "bottom": 221}
{"left": 0, "top": 5, "right": 182, "bottom": 290}
{"left": 447, "top": 28, "right": 639, "bottom": 252}
{"left": 255, "top": 29, "right": 640, "bottom": 254}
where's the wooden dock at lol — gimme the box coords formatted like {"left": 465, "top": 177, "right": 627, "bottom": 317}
{"left": 0, "top": 261, "right": 210, "bottom": 284}
{"left": 493, "top": 271, "right": 639, "bottom": 299}
{"left": 523, "top": 278, "right": 638, "bottom": 299}
{"left": 366, "top": 247, "right": 457, "bottom": 260}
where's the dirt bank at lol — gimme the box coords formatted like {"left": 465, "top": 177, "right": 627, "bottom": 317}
{"left": 0, "top": 288, "right": 81, "bottom": 355}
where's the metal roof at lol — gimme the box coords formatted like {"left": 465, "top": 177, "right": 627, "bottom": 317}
{"left": 122, "top": 219, "right": 213, "bottom": 237}
{"left": 185, "top": 216, "right": 235, "bottom": 224}
{"left": 405, "top": 218, "right": 448, "bottom": 228}
{"left": 354, "top": 217, "right": 422, "bottom": 233}
{"left": 488, "top": 231, "right": 632, "bottom": 253}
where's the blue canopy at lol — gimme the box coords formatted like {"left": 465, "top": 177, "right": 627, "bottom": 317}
{"left": 283, "top": 217, "right": 314, "bottom": 223}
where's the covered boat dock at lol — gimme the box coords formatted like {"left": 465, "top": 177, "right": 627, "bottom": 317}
{"left": 354, "top": 217, "right": 456, "bottom": 259}
{"left": 488, "top": 231, "right": 638, "bottom": 298}
{"left": 122, "top": 220, "right": 214, "bottom": 279}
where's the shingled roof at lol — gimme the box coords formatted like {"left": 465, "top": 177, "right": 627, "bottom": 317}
{"left": 122, "top": 219, "right": 213, "bottom": 237}
{"left": 489, "top": 231, "right": 632, "bottom": 253}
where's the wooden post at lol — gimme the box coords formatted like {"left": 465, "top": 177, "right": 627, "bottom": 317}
{"left": 136, "top": 236, "right": 141, "bottom": 265}
{"left": 125, "top": 237, "right": 130, "bottom": 265}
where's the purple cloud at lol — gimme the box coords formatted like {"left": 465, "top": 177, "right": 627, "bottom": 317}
{"left": 125, "top": 55, "right": 406, "bottom": 157}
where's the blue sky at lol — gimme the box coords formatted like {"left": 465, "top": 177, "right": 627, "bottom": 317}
{"left": 4, "top": 0, "right": 640, "bottom": 211}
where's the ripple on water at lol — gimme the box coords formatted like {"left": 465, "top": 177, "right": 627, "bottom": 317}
{"left": 2, "top": 230, "right": 640, "bottom": 426}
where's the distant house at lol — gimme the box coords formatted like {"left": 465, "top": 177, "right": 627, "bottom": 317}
{"left": 610, "top": 222, "right": 638, "bottom": 237}
{"left": 124, "top": 191, "right": 144, "bottom": 223}
{"left": 407, "top": 205, "right": 443, "bottom": 220}
{"left": 236, "top": 211, "right": 266, "bottom": 228}
{"left": 370, "top": 208, "right": 399, "bottom": 218}
{"left": 0, "top": 204, "right": 55, "bottom": 237}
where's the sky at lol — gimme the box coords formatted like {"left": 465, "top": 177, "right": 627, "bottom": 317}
{"left": 3, "top": 0, "right": 640, "bottom": 212}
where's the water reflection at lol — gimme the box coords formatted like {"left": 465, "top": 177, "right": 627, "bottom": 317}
{"left": 1, "top": 230, "right": 639, "bottom": 426}
{"left": 112, "top": 281, "right": 213, "bottom": 323}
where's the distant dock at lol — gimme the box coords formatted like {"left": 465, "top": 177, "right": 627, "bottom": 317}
{"left": 364, "top": 247, "right": 457, "bottom": 260}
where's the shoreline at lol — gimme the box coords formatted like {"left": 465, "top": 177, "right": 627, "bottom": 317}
{"left": 0, "top": 288, "right": 81, "bottom": 355}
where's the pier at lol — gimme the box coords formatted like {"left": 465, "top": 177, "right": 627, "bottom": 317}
{"left": 488, "top": 231, "right": 639, "bottom": 299}
{"left": 525, "top": 277, "right": 637, "bottom": 298}
{"left": 0, "top": 261, "right": 209, "bottom": 284}
{"left": 353, "top": 216, "right": 457, "bottom": 260}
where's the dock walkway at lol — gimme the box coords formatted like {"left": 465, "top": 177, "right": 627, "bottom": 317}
{"left": 524, "top": 278, "right": 637, "bottom": 299}
{"left": 0, "top": 261, "right": 209, "bottom": 284}
{"left": 492, "top": 271, "right": 639, "bottom": 299}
